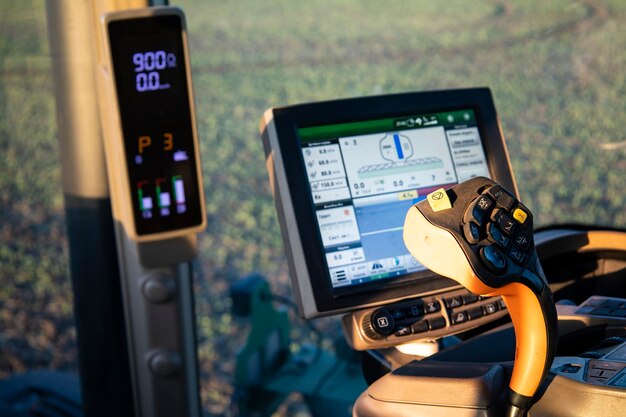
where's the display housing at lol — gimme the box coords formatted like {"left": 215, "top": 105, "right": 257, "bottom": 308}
{"left": 103, "top": 8, "right": 206, "bottom": 240}
{"left": 261, "top": 88, "right": 518, "bottom": 318}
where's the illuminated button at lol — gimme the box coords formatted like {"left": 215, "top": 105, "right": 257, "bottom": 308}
{"left": 480, "top": 246, "right": 506, "bottom": 273}
{"left": 508, "top": 246, "right": 526, "bottom": 265}
{"left": 406, "top": 303, "right": 424, "bottom": 318}
{"left": 483, "top": 303, "right": 498, "bottom": 315}
{"left": 444, "top": 296, "right": 463, "bottom": 309}
{"left": 423, "top": 299, "right": 441, "bottom": 314}
{"left": 514, "top": 233, "right": 530, "bottom": 250}
{"left": 487, "top": 223, "right": 510, "bottom": 249}
{"left": 451, "top": 311, "right": 468, "bottom": 325}
{"left": 486, "top": 185, "right": 516, "bottom": 211}
{"left": 513, "top": 208, "right": 528, "bottom": 224}
{"left": 463, "top": 221, "right": 483, "bottom": 244}
{"left": 427, "top": 188, "right": 452, "bottom": 212}
{"left": 371, "top": 310, "right": 395, "bottom": 336}
{"left": 392, "top": 309, "right": 406, "bottom": 320}
{"left": 463, "top": 195, "right": 493, "bottom": 226}
{"left": 395, "top": 325, "right": 412, "bottom": 337}
{"left": 492, "top": 210, "right": 517, "bottom": 236}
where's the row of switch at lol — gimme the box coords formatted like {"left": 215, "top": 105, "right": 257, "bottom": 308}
{"left": 449, "top": 299, "right": 506, "bottom": 325}
{"left": 394, "top": 316, "right": 446, "bottom": 337}
{"left": 365, "top": 293, "right": 507, "bottom": 340}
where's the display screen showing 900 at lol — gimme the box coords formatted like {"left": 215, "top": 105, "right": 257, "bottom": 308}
{"left": 108, "top": 14, "right": 203, "bottom": 236}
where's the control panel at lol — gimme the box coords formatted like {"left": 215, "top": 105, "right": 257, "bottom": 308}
{"left": 457, "top": 183, "right": 534, "bottom": 277}
{"left": 576, "top": 297, "right": 626, "bottom": 319}
{"left": 342, "top": 288, "right": 509, "bottom": 350}
{"left": 554, "top": 337, "right": 626, "bottom": 388}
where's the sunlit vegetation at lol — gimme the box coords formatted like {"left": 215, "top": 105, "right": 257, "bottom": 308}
{"left": 1, "top": 0, "right": 625, "bottom": 415}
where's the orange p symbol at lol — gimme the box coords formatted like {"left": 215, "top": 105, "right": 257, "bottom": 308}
{"left": 138, "top": 136, "right": 151, "bottom": 154}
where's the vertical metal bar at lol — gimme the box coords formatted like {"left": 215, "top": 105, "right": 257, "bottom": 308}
{"left": 45, "top": 1, "right": 135, "bottom": 416}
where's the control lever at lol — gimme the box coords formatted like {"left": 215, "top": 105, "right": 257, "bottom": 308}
{"left": 403, "top": 177, "right": 557, "bottom": 417}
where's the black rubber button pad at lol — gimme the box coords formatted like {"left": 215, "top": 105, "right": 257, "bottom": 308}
{"left": 461, "top": 184, "right": 535, "bottom": 275}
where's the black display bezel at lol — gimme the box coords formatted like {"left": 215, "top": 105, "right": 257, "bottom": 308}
{"left": 266, "top": 88, "right": 517, "bottom": 314}
{"left": 107, "top": 14, "right": 203, "bottom": 237}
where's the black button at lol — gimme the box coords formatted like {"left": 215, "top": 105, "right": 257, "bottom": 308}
{"left": 493, "top": 210, "right": 517, "bottom": 236}
{"left": 513, "top": 233, "right": 530, "bottom": 250}
{"left": 444, "top": 296, "right": 463, "bottom": 309}
{"left": 451, "top": 310, "right": 468, "bottom": 325}
{"left": 461, "top": 293, "right": 479, "bottom": 305}
{"left": 466, "top": 306, "right": 484, "bottom": 320}
{"left": 406, "top": 303, "right": 424, "bottom": 318}
{"left": 428, "top": 316, "right": 446, "bottom": 330}
{"left": 486, "top": 185, "right": 516, "bottom": 211}
{"left": 412, "top": 320, "right": 429, "bottom": 334}
{"left": 480, "top": 245, "right": 506, "bottom": 273}
{"left": 423, "top": 299, "right": 441, "bottom": 314}
{"left": 560, "top": 364, "right": 582, "bottom": 374}
{"left": 487, "top": 222, "right": 510, "bottom": 248}
{"left": 395, "top": 325, "right": 412, "bottom": 337}
{"left": 498, "top": 299, "right": 507, "bottom": 310}
{"left": 463, "top": 195, "right": 493, "bottom": 226}
{"left": 482, "top": 303, "right": 498, "bottom": 315}
{"left": 463, "top": 221, "right": 483, "bottom": 244}
{"left": 392, "top": 308, "right": 405, "bottom": 320}
{"left": 508, "top": 246, "right": 526, "bottom": 265}
{"left": 371, "top": 310, "right": 395, "bottom": 335}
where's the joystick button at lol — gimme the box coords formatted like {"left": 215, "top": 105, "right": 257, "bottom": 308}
{"left": 486, "top": 185, "right": 516, "bottom": 211}
{"left": 463, "top": 195, "right": 493, "bottom": 225}
{"left": 514, "top": 233, "right": 530, "bottom": 250}
{"left": 493, "top": 210, "right": 517, "bottom": 236}
{"left": 513, "top": 208, "right": 528, "bottom": 224}
{"left": 463, "top": 221, "right": 483, "bottom": 244}
{"left": 480, "top": 245, "right": 506, "bottom": 273}
{"left": 487, "top": 222, "right": 510, "bottom": 248}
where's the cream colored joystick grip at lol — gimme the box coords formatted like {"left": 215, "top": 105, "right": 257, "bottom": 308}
{"left": 403, "top": 177, "right": 557, "bottom": 417}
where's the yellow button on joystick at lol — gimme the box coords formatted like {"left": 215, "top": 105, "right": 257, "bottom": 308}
{"left": 513, "top": 208, "right": 528, "bottom": 224}
{"left": 427, "top": 188, "right": 452, "bottom": 212}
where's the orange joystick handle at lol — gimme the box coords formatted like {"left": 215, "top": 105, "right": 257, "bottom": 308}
{"left": 403, "top": 177, "right": 557, "bottom": 417}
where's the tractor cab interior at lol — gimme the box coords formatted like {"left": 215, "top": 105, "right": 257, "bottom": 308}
{"left": 261, "top": 88, "right": 626, "bottom": 416}
{"left": 1, "top": 2, "right": 626, "bottom": 417}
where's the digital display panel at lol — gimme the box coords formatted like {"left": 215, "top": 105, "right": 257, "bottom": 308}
{"left": 108, "top": 15, "right": 203, "bottom": 236}
{"left": 297, "top": 110, "right": 491, "bottom": 291}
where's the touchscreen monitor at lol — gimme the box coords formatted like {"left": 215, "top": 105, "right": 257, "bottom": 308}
{"left": 261, "top": 89, "right": 517, "bottom": 317}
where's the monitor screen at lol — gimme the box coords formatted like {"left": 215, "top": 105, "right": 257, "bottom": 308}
{"left": 298, "top": 109, "right": 490, "bottom": 290}
{"left": 108, "top": 14, "right": 204, "bottom": 236}
{"left": 261, "top": 88, "right": 517, "bottom": 318}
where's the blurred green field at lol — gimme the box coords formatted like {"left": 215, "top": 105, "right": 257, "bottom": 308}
{"left": 1, "top": 0, "right": 625, "bottom": 415}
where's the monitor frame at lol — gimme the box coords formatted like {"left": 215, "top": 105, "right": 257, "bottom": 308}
{"left": 261, "top": 88, "right": 518, "bottom": 318}
{"left": 100, "top": 7, "right": 206, "bottom": 242}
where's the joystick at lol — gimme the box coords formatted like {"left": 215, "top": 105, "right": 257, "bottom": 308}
{"left": 403, "top": 177, "right": 557, "bottom": 417}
